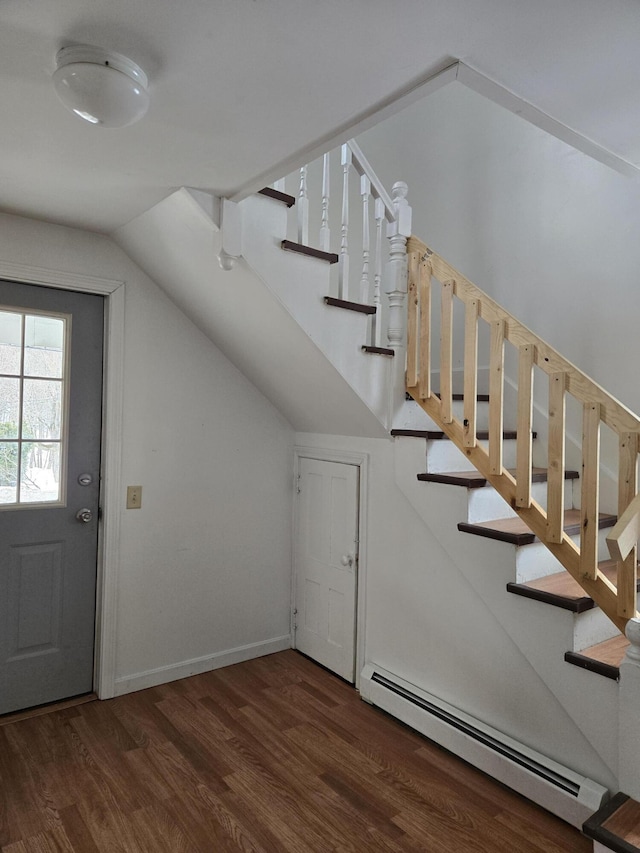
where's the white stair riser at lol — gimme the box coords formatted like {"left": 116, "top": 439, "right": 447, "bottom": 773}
{"left": 516, "top": 528, "right": 613, "bottom": 583}
{"left": 427, "top": 437, "right": 519, "bottom": 472}
{"left": 572, "top": 603, "right": 638, "bottom": 651}
{"left": 506, "top": 592, "right": 625, "bottom": 654}
{"left": 395, "top": 401, "right": 440, "bottom": 432}
{"left": 467, "top": 478, "right": 575, "bottom": 523}
{"left": 399, "top": 400, "right": 498, "bottom": 432}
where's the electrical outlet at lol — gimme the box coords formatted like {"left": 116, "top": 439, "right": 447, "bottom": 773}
{"left": 126, "top": 485, "right": 142, "bottom": 509}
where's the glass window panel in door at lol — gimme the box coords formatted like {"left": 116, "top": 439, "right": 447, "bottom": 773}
{"left": 0, "top": 311, "right": 22, "bottom": 375}
{"left": 0, "top": 441, "right": 18, "bottom": 504}
{"left": 24, "top": 315, "right": 64, "bottom": 378}
{"left": 20, "top": 442, "right": 61, "bottom": 503}
{"left": 0, "top": 306, "right": 67, "bottom": 508}
{"left": 22, "top": 379, "right": 62, "bottom": 440}
{"left": 0, "top": 377, "right": 20, "bottom": 438}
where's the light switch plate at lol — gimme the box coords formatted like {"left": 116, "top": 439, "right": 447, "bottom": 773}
{"left": 126, "top": 485, "right": 142, "bottom": 509}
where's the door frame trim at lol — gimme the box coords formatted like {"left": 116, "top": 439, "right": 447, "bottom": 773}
{"left": 293, "top": 445, "right": 369, "bottom": 689}
{"left": 0, "top": 260, "right": 124, "bottom": 700}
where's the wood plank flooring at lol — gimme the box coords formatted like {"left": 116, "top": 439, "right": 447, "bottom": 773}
{"left": 0, "top": 650, "right": 591, "bottom": 852}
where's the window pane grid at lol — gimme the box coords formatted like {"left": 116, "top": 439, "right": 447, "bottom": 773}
{"left": 0, "top": 308, "right": 68, "bottom": 508}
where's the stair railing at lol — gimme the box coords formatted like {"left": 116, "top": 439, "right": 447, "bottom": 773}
{"left": 276, "top": 140, "right": 412, "bottom": 350}
{"left": 406, "top": 235, "right": 640, "bottom": 634}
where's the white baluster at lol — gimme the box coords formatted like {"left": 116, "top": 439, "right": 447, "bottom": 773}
{"left": 372, "top": 197, "right": 384, "bottom": 347}
{"left": 339, "top": 144, "right": 352, "bottom": 300}
{"left": 385, "top": 181, "right": 412, "bottom": 349}
{"left": 319, "top": 152, "right": 331, "bottom": 252}
{"left": 297, "top": 165, "right": 309, "bottom": 245}
{"left": 360, "top": 175, "right": 371, "bottom": 305}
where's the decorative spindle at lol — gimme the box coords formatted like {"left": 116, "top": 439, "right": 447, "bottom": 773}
{"left": 319, "top": 152, "right": 331, "bottom": 252}
{"left": 372, "top": 197, "right": 384, "bottom": 347}
{"left": 385, "top": 181, "right": 412, "bottom": 348}
{"left": 360, "top": 175, "right": 371, "bottom": 305}
{"left": 297, "top": 165, "right": 309, "bottom": 246}
{"left": 339, "top": 144, "right": 352, "bottom": 300}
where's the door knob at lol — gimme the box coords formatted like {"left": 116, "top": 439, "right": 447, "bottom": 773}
{"left": 340, "top": 554, "right": 354, "bottom": 567}
{"left": 76, "top": 508, "right": 93, "bottom": 523}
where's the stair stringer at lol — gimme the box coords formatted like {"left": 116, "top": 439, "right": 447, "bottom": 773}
{"left": 114, "top": 188, "right": 390, "bottom": 438}
{"left": 240, "top": 193, "right": 394, "bottom": 431}
{"left": 394, "top": 435, "right": 620, "bottom": 791}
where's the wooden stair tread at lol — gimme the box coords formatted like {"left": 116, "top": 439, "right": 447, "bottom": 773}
{"left": 564, "top": 634, "right": 629, "bottom": 680}
{"left": 507, "top": 560, "right": 639, "bottom": 613}
{"left": 418, "top": 467, "right": 578, "bottom": 489}
{"left": 281, "top": 240, "right": 338, "bottom": 264}
{"left": 258, "top": 187, "right": 296, "bottom": 207}
{"left": 584, "top": 792, "right": 640, "bottom": 851}
{"left": 439, "top": 392, "right": 491, "bottom": 402}
{"left": 362, "top": 345, "right": 394, "bottom": 357}
{"left": 324, "top": 296, "right": 376, "bottom": 315}
{"left": 406, "top": 392, "right": 490, "bottom": 402}
{"left": 458, "top": 509, "right": 617, "bottom": 546}
{"left": 391, "top": 428, "right": 525, "bottom": 440}
{"left": 605, "top": 799, "right": 640, "bottom": 848}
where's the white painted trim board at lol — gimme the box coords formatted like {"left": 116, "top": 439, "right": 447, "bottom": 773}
{"left": 231, "top": 61, "right": 637, "bottom": 205}
{"left": 114, "top": 635, "right": 292, "bottom": 696}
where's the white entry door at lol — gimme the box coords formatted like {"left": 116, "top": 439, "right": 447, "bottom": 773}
{"left": 294, "top": 457, "right": 359, "bottom": 682}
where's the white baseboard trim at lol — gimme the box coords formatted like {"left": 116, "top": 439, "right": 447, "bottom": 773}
{"left": 113, "top": 634, "right": 292, "bottom": 696}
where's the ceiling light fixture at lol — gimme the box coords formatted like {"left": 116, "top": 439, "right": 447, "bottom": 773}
{"left": 52, "top": 45, "right": 150, "bottom": 128}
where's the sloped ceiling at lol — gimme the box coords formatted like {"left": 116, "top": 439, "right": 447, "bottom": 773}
{"left": 1, "top": 0, "right": 639, "bottom": 233}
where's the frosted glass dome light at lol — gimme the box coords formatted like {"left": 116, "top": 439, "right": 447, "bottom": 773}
{"left": 53, "top": 45, "right": 150, "bottom": 128}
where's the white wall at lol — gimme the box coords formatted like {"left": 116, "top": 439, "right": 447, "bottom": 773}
{"left": 296, "top": 432, "right": 618, "bottom": 791}
{"left": 0, "top": 211, "right": 294, "bottom": 693}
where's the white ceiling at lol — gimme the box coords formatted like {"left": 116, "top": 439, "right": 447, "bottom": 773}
{"left": 1, "top": 0, "right": 639, "bottom": 233}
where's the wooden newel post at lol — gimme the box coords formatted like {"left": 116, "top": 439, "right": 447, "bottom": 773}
{"left": 386, "top": 181, "right": 412, "bottom": 349}
{"left": 618, "top": 617, "right": 640, "bottom": 799}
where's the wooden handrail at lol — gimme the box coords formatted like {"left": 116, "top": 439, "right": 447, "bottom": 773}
{"left": 406, "top": 234, "right": 640, "bottom": 634}
{"left": 407, "top": 237, "right": 640, "bottom": 434}
{"left": 346, "top": 139, "right": 396, "bottom": 222}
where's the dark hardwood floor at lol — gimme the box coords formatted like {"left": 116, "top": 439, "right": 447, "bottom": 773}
{"left": 0, "top": 650, "right": 591, "bottom": 851}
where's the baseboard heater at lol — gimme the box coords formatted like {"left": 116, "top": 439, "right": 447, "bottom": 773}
{"left": 360, "top": 664, "right": 609, "bottom": 828}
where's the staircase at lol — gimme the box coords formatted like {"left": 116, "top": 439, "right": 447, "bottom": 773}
{"left": 254, "top": 161, "right": 640, "bottom": 675}
{"left": 115, "top": 136, "right": 640, "bottom": 831}
{"left": 404, "top": 235, "right": 640, "bottom": 633}
{"left": 392, "top": 403, "right": 634, "bottom": 674}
